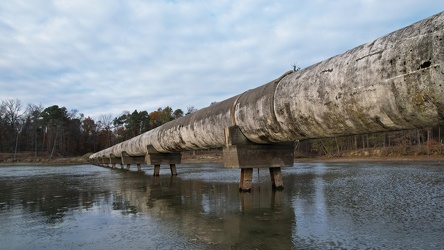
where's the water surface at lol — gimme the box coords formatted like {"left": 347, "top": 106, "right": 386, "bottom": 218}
{"left": 0, "top": 162, "right": 443, "bottom": 249}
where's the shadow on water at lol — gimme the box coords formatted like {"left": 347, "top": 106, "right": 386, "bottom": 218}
{"left": 0, "top": 162, "right": 443, "bottom": 249}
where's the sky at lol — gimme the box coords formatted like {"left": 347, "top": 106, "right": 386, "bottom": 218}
{"left": 0, "top": 1, "right": 443, "bottom": 119}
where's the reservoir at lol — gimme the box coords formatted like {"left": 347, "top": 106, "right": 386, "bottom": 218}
{"left": 0, "top": 162, "right": 443, "bottom": 249}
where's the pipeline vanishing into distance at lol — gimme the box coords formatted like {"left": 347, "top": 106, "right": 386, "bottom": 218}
{"left": 90, "top": 11, "right": 444, "bottom": 160}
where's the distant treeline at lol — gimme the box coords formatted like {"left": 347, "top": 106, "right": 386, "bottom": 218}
{"left": 1, "top": 98, "right": 442, "bottom": 158}
{"left": 0, "top": 98, "right": 196, "bottom": 158}
{"left": 295, "top": 127, "right": 444, "bottom": 157}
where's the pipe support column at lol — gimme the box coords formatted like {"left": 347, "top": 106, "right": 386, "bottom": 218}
{"left": 146, "top": 145, "right": 182, "bottom": 176}
{"left": 239, "top": 168, "right": 253, "bottom": 192}
{"left": 223, "top": 126, "right": 294, "bottom": 190}
{"left": 153, "top": 165, "right": 160, "bottom": 176}
{"left": 170, "top": 164, "right": 177, "bottom": 175}
{"left": 269, "top": 167, "right": 284, "bottom": 190}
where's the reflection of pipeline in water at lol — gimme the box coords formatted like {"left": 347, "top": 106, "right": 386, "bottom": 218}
{"left": 151, "top": 175, "right": 177, "bottom": 188}
{"left": 116, "top": 175, "right": 293, "bottom": 248}
{"left": 240, "top": 186, "right": 283, "bottom": 212}
{"left": 91, "top": 12, "right": 444, "bottom": 190}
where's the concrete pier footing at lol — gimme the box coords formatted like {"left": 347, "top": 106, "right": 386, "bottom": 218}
{"left": 223, "top": 126, "right": 293, "bottom": 191}
{"left": 239, "top": 168, "right": 253, "bottom": 192}
{"left": 269, "top": 167, "right": 284, "bottom": 190}
{"left": 153, "top": 165, "right": 160, "bottom": 176}
{"left": 146, "top": 145, "right": 181, "bottom": 176}
{"left": 170, "top": 164, "right": 177, "bottom": 175}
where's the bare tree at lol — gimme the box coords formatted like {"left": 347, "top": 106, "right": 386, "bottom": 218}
{"left": 186, "top": 106, "right": 198, "bottom": 115}
{"left": 2, "top": 99, "right": 24, "bottom": 161}
{"left": 0, "top": 102, "right": 5, "bottom": 150}
{"left": 98, "top": 113, "right": 114, "bottom": 147}
{"left": 25, "top": 103, "right": 44, "bottom": 157}
{"left": 98, "top": 113, "right": 113, "bottom": 128}
{"left": 3, "top": 99, "right": 22, "bottom": 129}
{"left": 0, "top": 102, "right": 5, "bottom": 117}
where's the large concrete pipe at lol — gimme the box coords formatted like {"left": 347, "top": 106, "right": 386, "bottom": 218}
{"left": 237, "top": 11, "right": 444, "bottom": 143}
{"left": 90, "top": 11, "right": 444, "bottom": 160}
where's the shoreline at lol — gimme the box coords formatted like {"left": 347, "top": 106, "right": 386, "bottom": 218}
{"left": 294, "top": 155, "right": 444, "bottom": 163}
{"left": 1, "top": 153, "right": 443, "bottom": 166}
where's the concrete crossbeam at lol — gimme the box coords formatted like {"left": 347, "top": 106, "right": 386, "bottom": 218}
{"left": 224, "top": 126, "right": 292, "bottom": 190}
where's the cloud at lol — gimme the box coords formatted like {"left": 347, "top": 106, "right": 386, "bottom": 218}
{"left": 0, "top": 0, "right": 442, "bottom": 118}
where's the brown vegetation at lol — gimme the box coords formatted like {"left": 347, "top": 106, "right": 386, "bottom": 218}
{"left": 0, "top": 152, "right": 90, "bottom": 166}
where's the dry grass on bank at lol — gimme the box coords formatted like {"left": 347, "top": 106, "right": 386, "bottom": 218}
{"left": 0, "top": 152, "right": 90, "bottom": 166}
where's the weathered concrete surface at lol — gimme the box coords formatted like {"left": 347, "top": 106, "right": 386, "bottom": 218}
{"left": 269, "top": 14, "right": 444, "bottom": 142}
{"left": 237, "top": 11, "right": 444, "bottom": 143}
{"left": 144, "top": 146, "right": 182, "bottom": 165}
{"left": 90, "top": 11, "right": 444, "bottom": 160}
{"left": 223, "top": 126, "right": 294, "bottom": 169}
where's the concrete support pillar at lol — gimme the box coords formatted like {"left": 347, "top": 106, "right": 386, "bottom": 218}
{"left": 145, "top": 145, "right": 182, "bottom": 176}
{"left": 137, "top": 164, "right": 141, "bottom": 171}
{"left": 153, "top": 165, "right": 161, "bottom": 176}
{"left": 101, "top": 157, "right": 109, "bottom": 167}
{"left": 108, "top": 156, "right": 121, "bottom": 169}
{"left": 170, "top": 164, "right": 177, "bottom": 175}
{"left": 269, "top": 167, "right": 284, "bottom": 190}
{"left": 120, "top": 152, "right": 145, "bottom": 172}
{"left": 223, "top": 126, "right": 294, "bottom": 190}
{"left": 239, "top": 168, "right": 253, "bottom": 192}
{"left": 120, "top": 164, "right": 124, "bottom": 170}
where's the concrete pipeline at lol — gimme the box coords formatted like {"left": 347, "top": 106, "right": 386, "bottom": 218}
{"left": 90, "top": 12, "right": 444, "bottom": 189}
